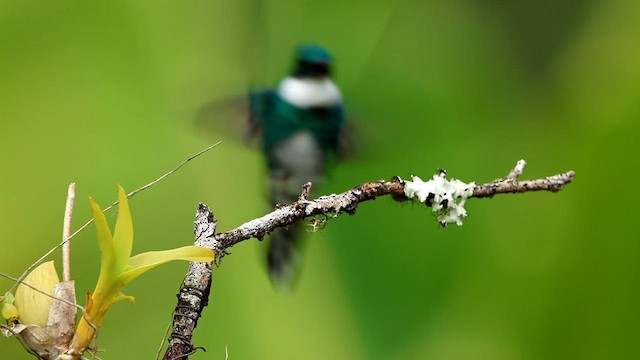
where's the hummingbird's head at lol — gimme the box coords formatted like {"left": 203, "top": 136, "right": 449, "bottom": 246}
{"left": 292, "top": 44, "right": 333, "bottom": 78}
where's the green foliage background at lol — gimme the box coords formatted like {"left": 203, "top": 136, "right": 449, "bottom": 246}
{"left": 1, "top": 1, "right": 638, "bottom": 359}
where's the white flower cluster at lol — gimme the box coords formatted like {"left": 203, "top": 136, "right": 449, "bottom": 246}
{"left": 403, "top": 171, "right": 475, "bottom": 226}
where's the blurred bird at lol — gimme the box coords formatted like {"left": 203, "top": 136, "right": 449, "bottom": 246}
{"left": 247, "top": 44, "right": 346, "bottom": 290}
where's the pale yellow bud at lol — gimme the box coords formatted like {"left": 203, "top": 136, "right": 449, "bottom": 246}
{"left": 2, "top": 302, "right": 19, "bottom": 323}
{"left": 14, "top": 261, "right": 60, "bottom": 326}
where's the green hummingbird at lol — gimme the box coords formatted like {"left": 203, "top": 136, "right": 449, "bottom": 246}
{"left": 248, "top": 44, "right": 346, "bottom": 290}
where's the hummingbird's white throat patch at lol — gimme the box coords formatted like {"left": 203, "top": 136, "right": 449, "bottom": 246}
{"left": 278, "top": 76, "right": 342, "bottom": 108}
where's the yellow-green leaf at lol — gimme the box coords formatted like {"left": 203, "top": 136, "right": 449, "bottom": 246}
{"left": 121, "top": 245, "right": 214, "bottom": 285}
{"left": 112, "top": 185, "right": 133, "bottom": 273}
{"left": 89, "top": 196, "right": 119, "bottom": 296}
{"left": 112, "top": 292, "right": 135, "bottom": 305}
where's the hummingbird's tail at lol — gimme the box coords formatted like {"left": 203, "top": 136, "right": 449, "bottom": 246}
{"left": 266, "top": 133, "right": 327, "bottom": 290}
{"left": 266, "top": 167, "right": 321, "bottom": 291}
{"left": 267, "top": 223, "right": 303, "bottom": 291}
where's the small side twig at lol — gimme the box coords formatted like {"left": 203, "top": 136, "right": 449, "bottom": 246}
{"left": 506, "top": 159, "right": 527, "bottom": 181}
{"left": 299, "top": 182, "right": 312, "bottom": 201}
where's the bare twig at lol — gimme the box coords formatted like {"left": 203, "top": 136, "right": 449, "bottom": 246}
{"left": 506, "top": 159, "right": 527, "bottom": 181}
{"left": 62, "top": 183, "right": 76, "bottom": 282}
{"left": 299, "top": 182, "right": 312, "bottom": 201}
{"left": 472, "top": 170, "right": 575, "bottom": 198}
{"left": 164, "top": 161, "right": 575, "bottom": 359}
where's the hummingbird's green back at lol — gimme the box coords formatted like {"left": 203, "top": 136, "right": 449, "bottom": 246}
{"left": 250, "top": 90, "right": 345, "bottom": 168}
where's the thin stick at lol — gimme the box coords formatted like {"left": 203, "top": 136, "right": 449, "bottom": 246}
{"left": 5, "top": 142, "right": 222, "bottom": 296}
{"left": 156, "top": 315, "right": 174, "bottom": 360}
{"left": 69, "top": 141, "right": 223, "bottom": 241}
{"left": 506, "top": 159, "right": 526, "bottom": 181}
{"left": 62, "top": 183, "right": 76, "bottom": 282}
{"left": 125, "top": 141, "right": 223, "bottom": 202}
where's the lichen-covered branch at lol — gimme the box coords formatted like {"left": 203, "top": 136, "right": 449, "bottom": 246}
{"left": 217, "top": 162, "right": 574, "bottom": 247}
{"left": 164, "top": 161, "right": 575, "bottom": 359}
{"left": 163, "top": 205, "right": 218, "bottom": 360}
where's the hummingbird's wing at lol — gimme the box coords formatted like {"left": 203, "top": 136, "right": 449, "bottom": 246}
{"left": 247, "top": 89, "right": 279, "bottom": 139}
{"left": 194, "top": 94, "right": 261, "bottom": 147}
{"left": 336, "top": 120, "right": 358, "bottom": 161}
{"left": 194, "top": 89, "right": 284, "bottom": 148}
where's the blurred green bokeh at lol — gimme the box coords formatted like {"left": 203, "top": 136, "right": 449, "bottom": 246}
{"left": 1, "top": 1, "right": 639, "bottom": 359}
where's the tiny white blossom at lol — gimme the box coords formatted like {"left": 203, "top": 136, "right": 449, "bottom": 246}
{"left": 404, "top": 172, "right": 475, "bottom": 226}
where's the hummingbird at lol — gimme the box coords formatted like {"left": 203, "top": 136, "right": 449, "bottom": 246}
{"left": 247, "top": 44, "right": 346, "bottom": 290}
